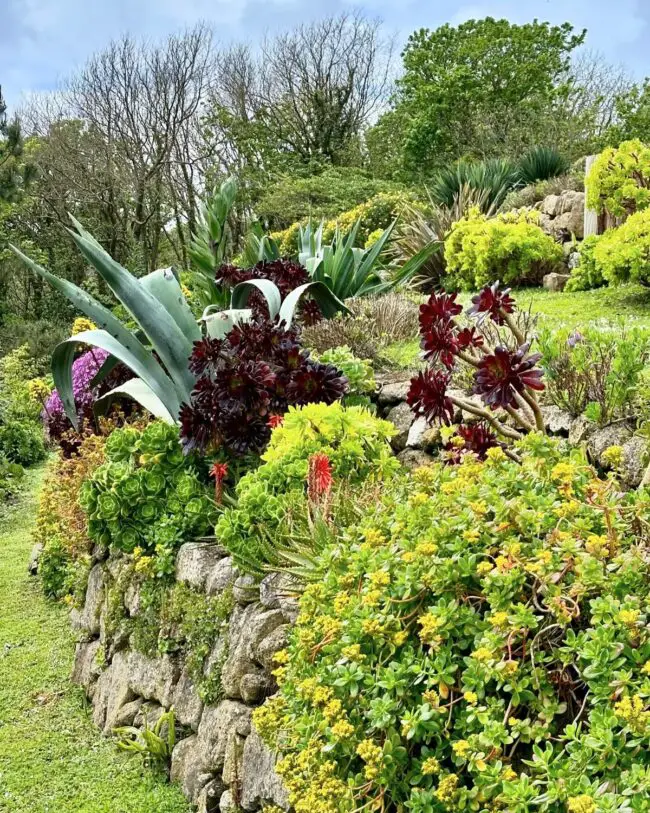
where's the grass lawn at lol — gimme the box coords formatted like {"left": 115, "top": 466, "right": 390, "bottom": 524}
{"left": 0, "top": 467, "right": 190, "bottom": 813}
{"left": 383, "top": 283, "right": 650, "bottom": 369}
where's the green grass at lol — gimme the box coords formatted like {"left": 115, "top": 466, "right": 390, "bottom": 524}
{"left": 0, "top": 467, "right": 191, "bottom": 813}
{"left": 383, "top": 283, "right": 650, "bottom": 369}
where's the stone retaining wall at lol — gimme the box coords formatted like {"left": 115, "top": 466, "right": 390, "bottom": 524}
{"left": 71, "top": 545, "right": 296, "bottom": 813}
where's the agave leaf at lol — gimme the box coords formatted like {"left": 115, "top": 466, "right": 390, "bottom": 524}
{"left": 140, "top": 267, "right": 200, "bottom": 343}
{"left": 352, "top": 221, "right": 395, "bottom": 294}
{"left": 390, "top": 240, "right": 442, "bottom": 287}
{"left": 94, "top": 378, "right": 176, "bottom": 424}
{"left": 230, "top": 279, "right": 282, "bottom": 320}
{"left": 89, "top": 354, "right": 121, "bottom": 388}
{"left": 202, "top": 308, "right": 253, "bottom": 339}
{"left": 67, "top": 222, "right": 195, "bottom": 403}
{"left": 278, "top": 282, "right": 350, "bottom": 329}
{"left": 52, "top": 330, "right": 180, "bottom": 429}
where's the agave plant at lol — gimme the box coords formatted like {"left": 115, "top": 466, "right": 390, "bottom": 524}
{"left": 188, "top": 177, "right": 238, "bottom": 308}
{"left": 12, "top": 219, "right": 349, "bottom": 428}
{"left": 239, "top": 222, "right": 281, "bottom": 267}
{"left": 298, "top": 218, "right": 438, "bottom": 299}
{"left": 393, "top": 184, "right": 497, "bottom": 290}
{"left": 430, "top": 159, "right": 520, "bottom": 211}
{"left": 517, "top": 146, "right": 570, "bottom": 186}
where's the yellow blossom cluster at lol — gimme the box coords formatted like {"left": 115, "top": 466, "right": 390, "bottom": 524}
{"left": 435, "top": 773, "right": 459, "bottom": 803}
{"left": 567, "top": 795, "right": 597, "bottom": 813}
{"left": 614, "top": 694, "right": 650, "bottom": 735}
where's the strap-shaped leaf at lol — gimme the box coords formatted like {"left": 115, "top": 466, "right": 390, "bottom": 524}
{"left": 52, "top": 330, "right": 180, "bottom": 428}
{"left": 202, "top": 309, "right": 253, "bottom": 339}
{"left": 94, "top": 378, "right": 176, "bottom": 425}
{"left": 231, "top": 279, "right": 282, "bottom": 320}
{"left": 353, "top": 221, "right": 395, "bottom": 293}
{"left": 140, "top": 267, "right": 201, "bottom": 343}
{"left": 10, "top": 245, "right": 176, "bottom": 409}
{"left": 67, "top": 220, "right": 194, "bottom": 403}
{"left": 279, "top": 282, "right": 350, "bottom": 329}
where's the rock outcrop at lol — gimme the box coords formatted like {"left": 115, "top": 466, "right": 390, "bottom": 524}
{"left": 72, "top": 544, "right": 291, "bottom": 811}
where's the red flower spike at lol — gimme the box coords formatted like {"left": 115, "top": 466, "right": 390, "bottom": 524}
{"left": 268, "top": 414, "right": 284, "bottom": 430}
{"left": 210, "top": 462, "right": 229, "bottom": 505}
{"left": 473, "top": 344, "right": 544, "bottom": 410}
{"left": 407, "top": 369, "right": 454, "bottom": 425}
{"left": 308, "top": 453, "right": 333, "bottom": 504}
{"left": 469, "top": 282, "right": 515, "bottom": 325}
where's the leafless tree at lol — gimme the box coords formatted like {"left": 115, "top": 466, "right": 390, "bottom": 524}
{"left": 567, "top": 49, "right": 633, "bottom": 138}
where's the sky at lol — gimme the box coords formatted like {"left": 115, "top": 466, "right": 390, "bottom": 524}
{"left": 1, "top": 0, "right": 649, "bottom": 110}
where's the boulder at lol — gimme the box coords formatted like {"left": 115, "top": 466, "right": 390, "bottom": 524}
{"left": 386, "top": 402, "right": 414, "bottom": 452}
{"left": 197, "top": 778, "right": 226, "bottom": 813}
{"left": 171, "top": 735, "right": 213, "bottom": 803}
{"left": 568, "top": 415, "right": 598, "bottom": 446}
{"left": 540, "top": 405, "right": 573, "bottom": 436}
{"left": 220, "top": 790, "right": 238, "bottom": 813}
{"left": 196, "top": 700, "right": 252, "bottom": 773}
{"left": 588, "top": 423, "right": 634, "bottom": 467}
{"left": 233, "top": 574, "right": 260, "bottom": 605}
{"left": 27, "top": 543, "right": 43, "bottom": 575}
{"left": 259, "top": 573, "right": 300, "bottom": 622}
{"left": 206, "top": 557, "right": 238, "bottom": 597}
{"left": 92, "top": 651, "right": 136, "bottom": 733}
{"left": 221, "top": 605, "right": 285, "bottom": 700}
{"left": 126, "top": 651, "right": 180, "bottom": 708}
{"left": 543, "top": 272, "right": 571, "bottom": 292}
{"left": 620, "top": 436, "right": 647, "bottom": 488}
{"left": 71, "top": 563, "right": 105, "bottom": 637}
{"left": 124, "top": 580, "right": 142, "bottom": 616}
{"left": 240, "top": 673, "right": 276, "bottom": 706}
{"left": 71, "top": 639, "right": 103, "bottom": 696}
{"left": 377, "top": 380, "right": 411, "bottom": 407}
{"left": 397, "top": 448, "right": 436, "bottom": 470}
{"left": 240, "top": 729, "right": 290, "bottom": 811}
{"left": 172, "top": 667, "right": 205, "bottom": 730}
{"left": 176, "top": 543, "right": 227, "bottom": 591}
{"left": 255, "top": 625, "right": 291, "bottom": 672}
{"left": 406, "top": 417, "right": 440, "bottom": 451}
{"left": 112, "top": 698, "right": 144, "bottom": 727}
{"left": 540, "top": 194, "right": 561, "bottom": 217}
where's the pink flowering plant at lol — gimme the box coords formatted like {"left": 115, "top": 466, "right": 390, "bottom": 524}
{"left": 407, "top": 282, "right": 546, "bottom": 461}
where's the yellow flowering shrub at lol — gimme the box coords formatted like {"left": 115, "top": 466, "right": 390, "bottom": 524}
{"left": 255, "top": 434, "right": 650, "bottom": 811}
{"left": 586, "top": 139, "right": 650, "bottom": 217}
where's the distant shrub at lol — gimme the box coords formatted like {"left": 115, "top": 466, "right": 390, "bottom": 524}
{"left": 565, "top": 235, "right": 606, "bottom": 292}
{"left": 0, "top": 420, "right": 46, "bottom": 466}
{"left": 430, "top": 159, "right": 520, "bottom": 210}
{"left": 302, "top": 294, "right": 421, "bottom": 362}
{"left": 586, "top": 139, "right": 650, "bottom": 217}
{"left": 517, "top": 146, "right": 570, "bottom": 186}
{"left": 590, "top": 207, "right": 650, "bottom": 286}
{"left": 444, "top": 208, "right": 563, "bottom": 289}
{"left": 0, "top": 455, "right": 24, "bottom": 505}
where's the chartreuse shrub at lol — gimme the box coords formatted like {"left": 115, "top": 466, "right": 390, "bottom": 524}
{"left": 0, "top": 344, "right": 47, "bottom": 466}
{"left": 586, "top": 139, "right": 650, "bottom": 217}
{"left": 589, "top": 208, "right": 650, "bottom": 287}
{"left": 0, "top": 454, "right": 24, "bottom": 505}
{"left": 80, "top": 422, "right": 215, "bottom": 568}
{"left": 565, "top": 235, "right": 606, "bottom": 292}
{"left": 215, "top": 402, "right": 398, "bottom": 575}
{"left": 271, "top": 192, "right": 425, "bottom": 257}
{"left": 254, "top": 436, "right": 650, "bottom": 813}
{"left": 0, "top": 420, "right": 46, "bottom": 466}
{"left": 35, "top": 432, "right": 108, "bottom": 600}
{"left": 444, "top": 208, "right": 563, "bottom": 289}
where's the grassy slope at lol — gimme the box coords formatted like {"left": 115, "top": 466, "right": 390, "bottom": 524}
{"left": 0, "top": 467, "right": 190, "bottom": 813}
{"left": 383, "top": 283, "right": 650, "bottom": 369}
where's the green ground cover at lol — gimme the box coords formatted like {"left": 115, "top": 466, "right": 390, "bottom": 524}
{"left": 0, "top": 467, "right": 190, "bottom": 813}
{"left": 383, "top": 283, "right": 650, "bottom": 368}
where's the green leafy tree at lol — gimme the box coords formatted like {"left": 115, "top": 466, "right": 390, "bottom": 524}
{"left": 389, "top": 18, "right": 585, "bottom": 173}
{"left": 0, "top": 86, "right": 35, "bottom": 202}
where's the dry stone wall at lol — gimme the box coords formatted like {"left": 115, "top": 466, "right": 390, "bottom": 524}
{"left": 71, "top": 545, "right": 296, "bottom": 813}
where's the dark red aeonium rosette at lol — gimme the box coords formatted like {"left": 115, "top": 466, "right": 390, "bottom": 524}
{"left": 444, "top": 423, "right": 499, "bottom": 463}
{"left": 469, "top": 282, "right": 515, "bottom": 325}
{"left": 473, "top": 343, "right": 544, "bottom": 410}
{"left": 407, "top": 369, "right": 454, "bottom": 425}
